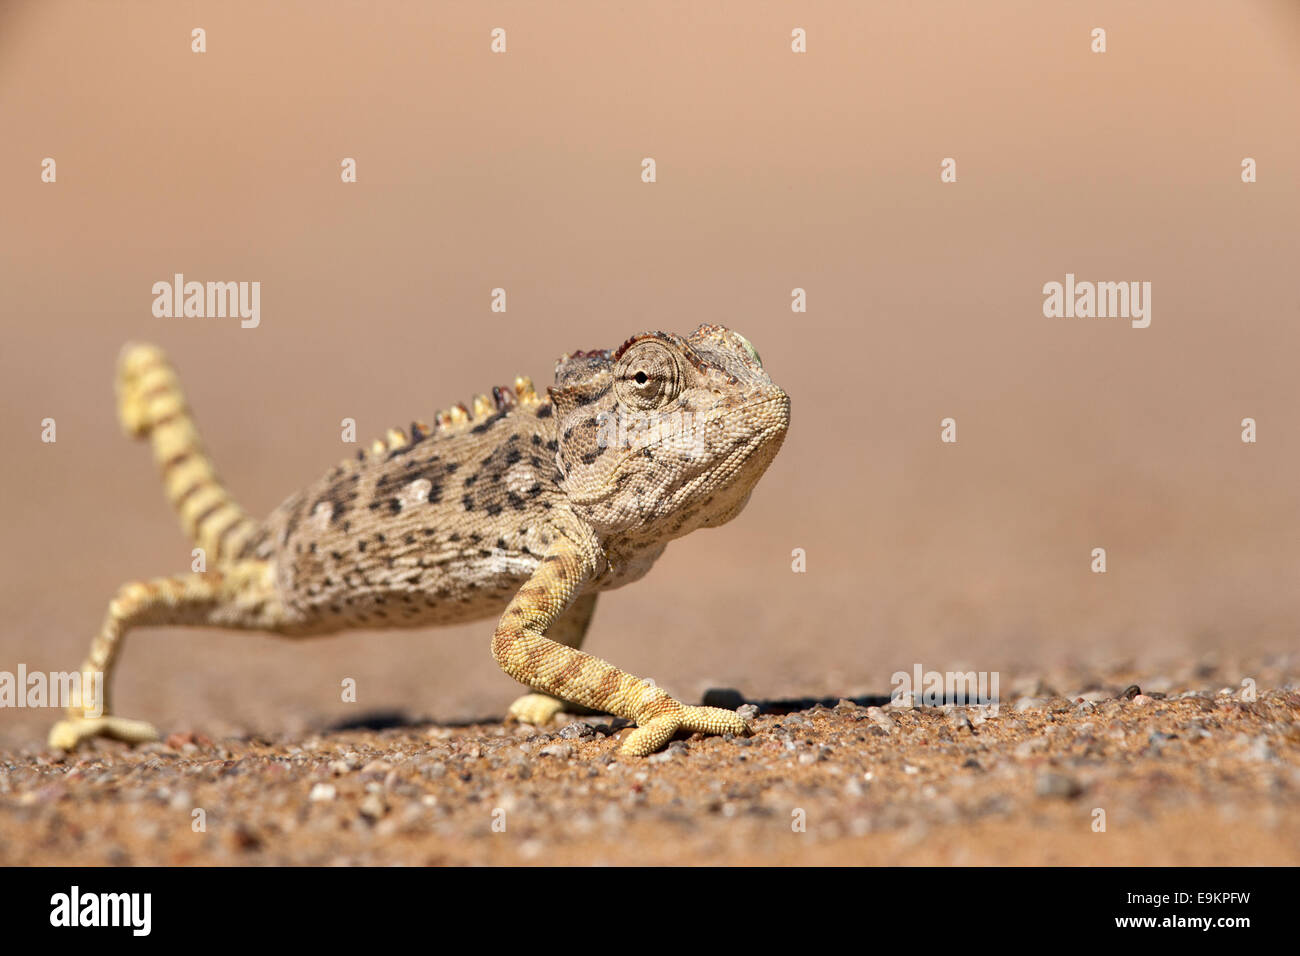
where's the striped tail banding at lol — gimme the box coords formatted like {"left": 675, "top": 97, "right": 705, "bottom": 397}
{"left": 116, "top": 343, "right": 261, "bottom": 562}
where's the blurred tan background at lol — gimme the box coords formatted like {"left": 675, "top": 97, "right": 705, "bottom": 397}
{"left": 2, "top": 0, "right": 1298, "bottom": 749}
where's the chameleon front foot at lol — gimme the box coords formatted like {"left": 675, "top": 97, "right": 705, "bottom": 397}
{"left": 621, "top": 703, "right": 751, "bottom": 756}
{"left": 507, "top": 692, "right": 569, "bottom": 726}
{"left": 48, "top": 715, "right": 160, "bottom": 751}
{"left": 507, "top": 692, "right": 603, "bottom": 726}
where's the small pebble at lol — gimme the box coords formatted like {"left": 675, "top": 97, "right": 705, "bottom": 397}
{"left": 309, "top": 783, "right": 337, "bottom": 802}
{"left": 1035, "top": 772, "right": 1083, "bottom": 799}
{"left": 359, "top": 793, "right": 387, "bottom": 820}
{"left": 865, "top": 707, "right": 896, "bottom": 732}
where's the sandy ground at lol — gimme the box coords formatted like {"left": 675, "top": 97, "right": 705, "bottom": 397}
{"left": 2, "top": 661, "right": 1296, "bottom": 866}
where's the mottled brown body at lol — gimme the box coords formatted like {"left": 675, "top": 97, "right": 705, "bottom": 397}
{"left": 261, "top": 403, "right": 568, "bottom": 633}
{"left": 49, "top": 325, "right": 790, "bottom": 755}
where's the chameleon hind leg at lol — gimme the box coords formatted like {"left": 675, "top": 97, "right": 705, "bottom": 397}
{"left": 505, "top": 592, "right": 598, "bottom": 726}
{"left": 48, "top": 559, "right": 284, "bottom": 750}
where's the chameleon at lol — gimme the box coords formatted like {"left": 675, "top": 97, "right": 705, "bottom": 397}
{"left": 48, "top": 324, "right": 790, "bottom": 756}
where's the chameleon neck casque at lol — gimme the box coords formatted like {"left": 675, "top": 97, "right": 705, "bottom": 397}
{"left": 49, "top": 324, "right": 791, "bottom": 756}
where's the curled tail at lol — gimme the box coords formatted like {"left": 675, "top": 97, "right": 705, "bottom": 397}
{"left": 117, "top": 343, "right": 261, "bottom": 562}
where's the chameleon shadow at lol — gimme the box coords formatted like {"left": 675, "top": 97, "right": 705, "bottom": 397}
{"left": 319, "top": 690, "right": 895, "bottom": 735}
{"left": 701, "top": 688, "right": 894, "bottom": 714}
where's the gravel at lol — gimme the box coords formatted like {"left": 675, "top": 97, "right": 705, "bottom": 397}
{"left": 2, "top": 668, "right": 1297, "bottom": 865}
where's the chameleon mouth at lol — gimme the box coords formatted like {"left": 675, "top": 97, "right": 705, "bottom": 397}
{"left": 642, "top": 392, "right": 788, "bottom": 466}
{"left": 735, "top": 392, "right": 792, "bottom": 449}
{"left": 742, "top": 391, "right": 791, "bottom": 421}
{"left": 672, "top": 393, "right": 790, "bottom": 507}
{"left": 572, "top": 390, "right": 790, "bottom": 519}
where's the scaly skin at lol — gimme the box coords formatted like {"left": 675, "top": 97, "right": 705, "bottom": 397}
{"left": 49, "top": 325, "right": 791, "bottom": 755}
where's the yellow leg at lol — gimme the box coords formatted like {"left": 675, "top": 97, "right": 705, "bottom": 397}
{"left": 49, "top": 560, "right": 282, "bottom": 750}
{"left": 506, "top": 592, "right": 599, "bottom": 725}
{"left": 492, "top": 539, "right": 748, "bottom": 755}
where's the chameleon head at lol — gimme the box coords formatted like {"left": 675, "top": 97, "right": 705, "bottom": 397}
{"left": 550, "top": 324, "right": 790, "bottom": 538}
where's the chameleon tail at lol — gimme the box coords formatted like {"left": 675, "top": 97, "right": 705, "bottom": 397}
{"left": 116, "top": 343, "right": 261, "bottom": 562}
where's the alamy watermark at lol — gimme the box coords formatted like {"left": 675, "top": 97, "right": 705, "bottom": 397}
{"left": 595, "top": 408, "right": 707, "bottom": 457}
{"left": 151, "top": 273, "right": 260, "bottom": 328}
{"left": 50, "top": 886, "right": 151, "bottom": 936}
{"left": 0, "top": 666, "right": 103, "bottom": 716}
{"left": 1043, "top": 273, "right": 1151, "bottom": 328}
{"left": 890, "top": 663, "right": 1000, "bottom": 712}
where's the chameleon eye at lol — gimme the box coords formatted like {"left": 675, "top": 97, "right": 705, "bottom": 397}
{"left": 734, "top": 332, "right": 763, "bottom": 368}
{"left": 615, "top": 341, "right": 682, "bottom": 409}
